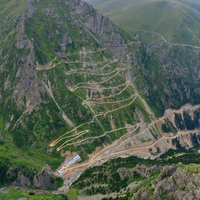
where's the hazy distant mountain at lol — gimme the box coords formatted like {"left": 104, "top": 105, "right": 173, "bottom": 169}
{"left": 88, "top": 0, "right": 200, "bottom": 45}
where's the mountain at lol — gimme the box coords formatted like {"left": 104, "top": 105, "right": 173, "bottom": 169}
{"left": 1, "top": 0, "right": 200, "bottom": 198}
{"left": 88, "top": 0, "right": 200, "bottom": 44}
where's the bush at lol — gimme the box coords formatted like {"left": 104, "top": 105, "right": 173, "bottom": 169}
{"left": 0, "top": 140, "right": 4, "bottom": 145}
{"left": 0, "top": 157, "right": 10, "bottom": 185}
{"left": 175, "top": 113, "right": 185, "bottom": 130}
{"left": 161, "top": 124, "right": 171, "bottom": 133}
{"left": 183, "top": 112, "right": 195, "bottom": 130}
{"left": 50, "top": 176, "right": 64, "bottom": 188}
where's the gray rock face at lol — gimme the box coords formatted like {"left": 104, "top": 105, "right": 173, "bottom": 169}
{"left": 132, "top": 165, "right": 200, "bottom": 200}
{"left": 33, "top": 171, "right": 57, "bottom": 190}
{"left": 59, "top": 33, "right": 72, "bottom": 51}
{"left": 15, "top": 171, "right": 31, "bottom": 187}
{"left": 80, "top": 5, "right": 124, "bottom": 45}
{"left": 8, "top": 166, "right": 59, "bottom": 190}
{"left": 14, "top": 170, "right": 58, "bottom": 190}
{"left": 64, "top": 0, "right": 80, "bottom": 9}
{"left": 12, "top": 14, "right": 43, "bottom": 111}
{"left": 65, "top": 0, "right": 126, "bottom": 59}
{"left": 157, "top": 166, "right": 177, "bottom": 181}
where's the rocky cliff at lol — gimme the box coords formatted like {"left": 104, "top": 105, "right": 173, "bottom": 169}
{"left": 133, "top": 163, "right": 200, "bottom": 200}
{"left": 7, "top": 166, "right": 61, "bottom": 190}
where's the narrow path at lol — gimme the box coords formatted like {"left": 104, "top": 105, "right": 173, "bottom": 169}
{"left": 37, "top": 60, "right": 106, "bottom": 71}
{"left": 82, "top": 81, "right": 130, "bottom": 105}
{"left": 68, "top": 80, "right": 128, "bottom": 92}
{"left": 70, "top": 69, "right": 124, "bottom": 92}
{"left": 89, "top": 124, "right": 139, "bottom": 163}
{"left": 89, "top": 116, "right": 164, "bottom": 163}
{"left": 37, "top": 48, "right": 107, "bottom": 71}
{"left": 65, "top": 68, "right": 119, "bottom": 76}
{"left": 116, "top": 117, "right": 164, "bottom": 149}
{"left": 57, "top": 130, "right": 90, "bottom": 150}
{"left": 61, "top": 124, "right": 138, "bottom": 153}
{"left": 125, "top": 41, "right": 141, "bottom": 47}
{"left": 130, "top": 28, "right": 200, "bottom": 49}
{"left": 50, "top": 130, "right": 90, "bottom": 147}
{"left": 103, "top": 94, "right": 137, "bottom": 116}
{"left": 100, "top": 60, "right": 118, "bottom": 70}
{"left": 89, "top": 93, "right": 134, "bottom": 104}
{"left": 49, "top": 118, "right": 96, "bottom": 147}
{"left": 70, "top": 69, "right": 122, "bottom": 92}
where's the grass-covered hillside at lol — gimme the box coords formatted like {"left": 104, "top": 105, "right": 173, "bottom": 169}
{"left": 88, "top": 0, "right": 200, "bottom": 45}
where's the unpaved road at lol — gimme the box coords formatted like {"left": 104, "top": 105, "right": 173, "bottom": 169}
{"left": 130, "top": 28, "right": 200, "bottom": 49}
{"left": 64, "top": 128, "right": 193, "bottom": 174}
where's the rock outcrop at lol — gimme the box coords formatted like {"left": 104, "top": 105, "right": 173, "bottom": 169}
{"left": 15, "top": 171, "right": 32, "bottom": 187}
{"left": 66, "top": 0, "right": 126, "bottom": 59}
{"left": 8, "top": 167, "right": 59, "bottom": 190}
{"left": 33, "top": 171, "right": 57, "bottom": 190}
{"left": 132, "top": 164, "right": 200, "bottom": 200}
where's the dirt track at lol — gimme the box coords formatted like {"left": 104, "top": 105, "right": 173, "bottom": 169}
{"left": 130, "top": 28, "right": 200, "bottom": 49}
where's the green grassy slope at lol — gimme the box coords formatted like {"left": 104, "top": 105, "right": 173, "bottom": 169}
{"left": 0, "top": 188, "right": 69, "bottom": 200}
{"left": 89, "top": 0, "right": 200, "bottom": 44}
